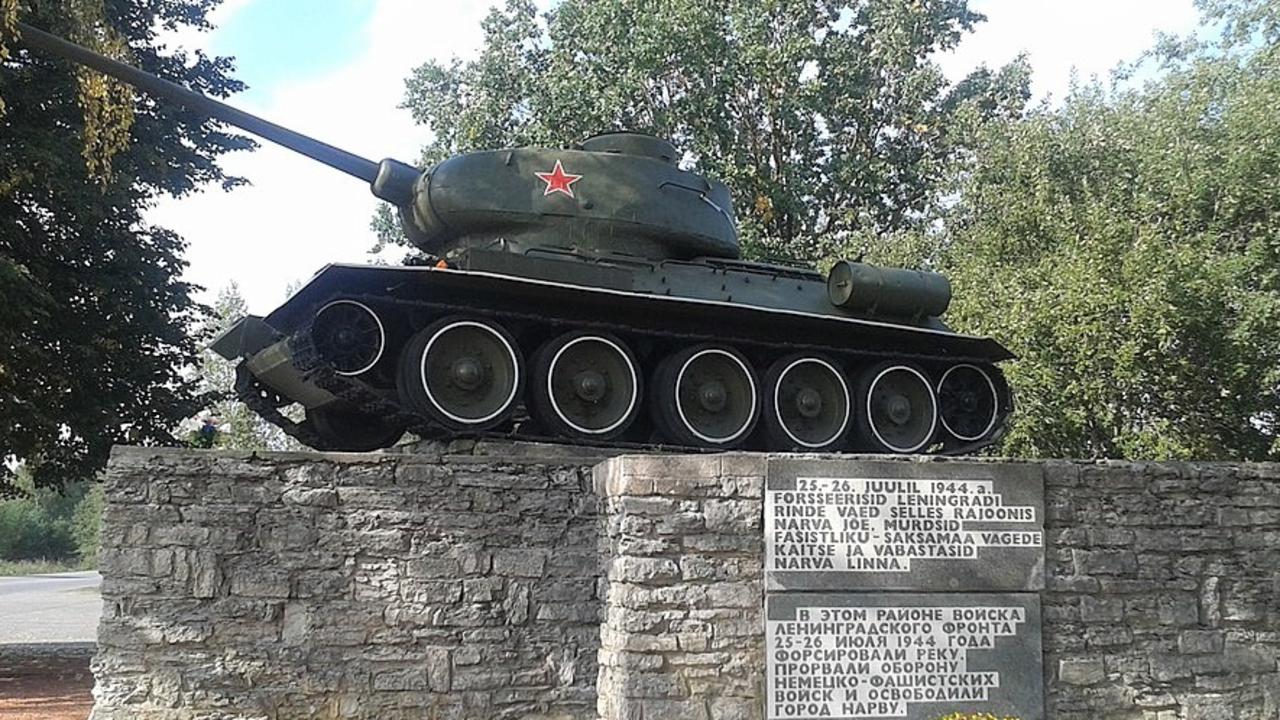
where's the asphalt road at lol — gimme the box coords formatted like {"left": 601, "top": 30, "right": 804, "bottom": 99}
{"left": 0, "top": 572, "right": 101, "bottom": 644}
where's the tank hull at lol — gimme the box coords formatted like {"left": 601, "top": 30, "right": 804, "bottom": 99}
{"left": 215, "top": 253, "right": 1014, "bottom": 455}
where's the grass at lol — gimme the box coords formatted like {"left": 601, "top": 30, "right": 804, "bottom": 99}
{"left": 0, "top": 558, "right": 93, "bottom": 577}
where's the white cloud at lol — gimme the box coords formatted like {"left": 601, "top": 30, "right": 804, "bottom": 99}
{"left": 152, "top": 0, "right": 1204, "bottom": 315}
{"left": 936, "top": 0, "right": 1201, "bottom": 101}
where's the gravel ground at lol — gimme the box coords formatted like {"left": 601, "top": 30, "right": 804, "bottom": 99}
{"left": 0, "top": 644, "right": 94, "bottom": 720}
{"left": 0, "top": 572, "right": 101, "bottom": 720}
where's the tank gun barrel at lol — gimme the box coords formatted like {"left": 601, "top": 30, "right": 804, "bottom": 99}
{"left": 15, "top": 22, "right": 418, "bottom": 203}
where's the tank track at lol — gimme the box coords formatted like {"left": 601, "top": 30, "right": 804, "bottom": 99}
{"left": 236, "top": 290, "right": 1008, "bottom": 455}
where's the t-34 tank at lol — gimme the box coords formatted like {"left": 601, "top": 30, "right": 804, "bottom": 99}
{"left": 19, "top": 23, "right": 1014, "bottom": 454}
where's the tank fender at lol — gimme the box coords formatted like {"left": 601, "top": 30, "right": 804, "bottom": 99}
{"left": 209, "top": 316, "right": 282, "bottom": 360}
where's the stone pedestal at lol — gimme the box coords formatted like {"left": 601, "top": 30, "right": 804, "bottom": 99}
{"left": 91, "top": 446, "right": 1280, "bottom": 720}
{"left": 594, "top": 455, "right": 768, "bottom": 720}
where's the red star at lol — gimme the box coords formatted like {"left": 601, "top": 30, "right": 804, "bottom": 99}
{"left": 534, "top": 160, "right": 583, "bottom": 198}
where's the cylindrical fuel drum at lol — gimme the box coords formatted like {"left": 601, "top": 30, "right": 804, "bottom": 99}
{"left": 827, "top": 260, "right": 952, "bottom": 319}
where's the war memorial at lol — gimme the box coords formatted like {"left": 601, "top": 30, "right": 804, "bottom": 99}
{"left": 10, "top": 20, "right": 1278, "bottom": 720}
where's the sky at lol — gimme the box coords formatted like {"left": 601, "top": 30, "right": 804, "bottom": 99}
{"left": 147, "top": 0, "right": 1203, "bottom": 315}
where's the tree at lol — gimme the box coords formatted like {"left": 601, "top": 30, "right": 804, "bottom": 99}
{"left": 0, "top": 1, "right": 251, "bottom": 492}
{"left": 376, "top": 0, "right": 1029, "bottom": 261}
{"left": 938, "top": 0, "right": 1280, "bottom": 460}
{"left": 189, "top": 283, "right": 301, "bottom": 452}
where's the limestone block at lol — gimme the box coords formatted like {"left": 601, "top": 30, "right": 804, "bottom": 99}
{"left": 425, "top": 647, "right": 452, "bottom": 692}
{"left": 227, "top": 568, "right": 289, "bottom": 599}
{"left": 503, "top": 582, "right": 531, "bottom": 624}
{"left": 451, "top": 667, "right": 512, "bottom": 690}
{"left": 702, "top": 499, "right": 760, "bottom": 532}
{"left": 406, "top": 557, "right": 460, "bottom": 579}
{"left": 616, "top": 496, "right": 678, "bottom": 516}
{"left": 280, "top": 486, "right": 338, "bottom": 507}
{"left": 1181, "top": 694, "right": 1236, "bottom": 720}
{"left": 1059, "top": 658, "right": 1106, "bottom": 685}
{"left": 1179, "top": 630, "right": 1226, "bottom": 655}
{"left": 607, "top": 557, "right": 680, "bottom": 585}
{"left": 400, "top": 579, "right": 463, "bottom": 604}
{"left": 1074, "top": 549, "right": 1139, "bottom": 575}
{"left": 463, "top": 577, "right": 503, "bottom": 603}
{"left": 494, "top": 548, "right": 547, "bottom": 578}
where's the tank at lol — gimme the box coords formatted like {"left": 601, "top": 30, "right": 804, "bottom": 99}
{"left": 19, "top": 22, "right": 1015, "bottom": 455}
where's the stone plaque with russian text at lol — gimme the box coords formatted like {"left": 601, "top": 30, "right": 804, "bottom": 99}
{"left": 766, "top": 458, "right": 1045, "bottom": 592}
{"left": 766, "top": 593, "right": 1043, "bottom": 720}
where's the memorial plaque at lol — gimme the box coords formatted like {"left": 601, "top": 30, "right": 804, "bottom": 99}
{"left": 766, "top": 458, "right": 1044, "bottom": 592}
{"left": 766, "top": 593, "right": 1043, "bottom": 720}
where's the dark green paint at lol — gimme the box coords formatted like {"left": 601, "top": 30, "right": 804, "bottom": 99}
{"left": 400, "top": 136, "right": 738, "bottom": 261}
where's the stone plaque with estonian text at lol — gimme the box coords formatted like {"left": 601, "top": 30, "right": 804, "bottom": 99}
{"left": 766, "top": 458, "right": 1045, "bottom": 592}
{"left": 766, "top": 593, "right": 1043, "bottom": 720}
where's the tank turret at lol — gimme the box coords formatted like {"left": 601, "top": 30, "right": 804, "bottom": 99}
{"left": 397, "top": 131, "right": 739, "bottom": 261}
{"left": 17, "top": 22, "right": 1015, "bottom": 455}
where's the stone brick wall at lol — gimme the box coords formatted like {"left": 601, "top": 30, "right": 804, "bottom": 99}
{"left": 1043, "top": 460, "right": 1280, "bottom": 719}
{"left": 93, "top": 442, "right": 613, "bottom": 720}
{"left": 94, "top": 447, "right": 1279, "bottom": 720}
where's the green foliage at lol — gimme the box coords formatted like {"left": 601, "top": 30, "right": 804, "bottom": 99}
{"left": 940, "top": 0, "right": 1280, "bottom": 460}
{"left": 0, "top": 491, "right": 78, "bottom": 560}
{"left": 71, "top": 481, "right": 103, "bottom": 564}
{"left": 0, "top": 467, "right": 98, "bottom": 564}
{"left": 0, "top": 0, "right": 17, "bottom": 119}
{"left": 0, "top": 1, "right": 251, "bottom": 492}
{"left": 386, "top": 0, "right": 1029, "bottom": 261}
{"left": 64, "top": 0, "right": 136, "bottom": 180}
